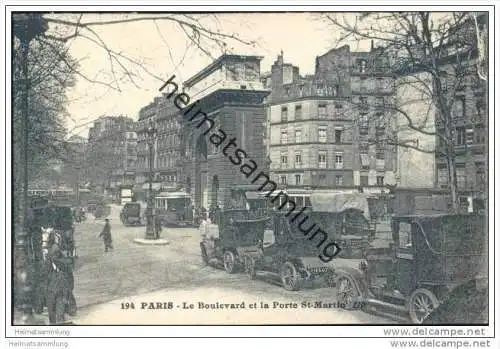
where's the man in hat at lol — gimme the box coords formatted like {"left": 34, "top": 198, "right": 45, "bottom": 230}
{"left": 98, "top": 218, "right": 113, "bottom": 252}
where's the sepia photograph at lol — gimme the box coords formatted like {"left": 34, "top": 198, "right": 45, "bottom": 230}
{"left": 2, "top": 2, "right": 496, "bottom": 344}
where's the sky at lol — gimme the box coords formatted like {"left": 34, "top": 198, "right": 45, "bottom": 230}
{"left": 55, "top": 12, "right": 371, "bottom": 138}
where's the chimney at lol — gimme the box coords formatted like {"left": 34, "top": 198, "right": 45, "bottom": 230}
{"left": 371, "top": 40, "right": 374, "bottom": 52}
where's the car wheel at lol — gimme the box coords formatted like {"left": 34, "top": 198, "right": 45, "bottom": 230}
{"left": 408, "top": 288, "right": 439, "bottom": 324}
{"left": 223, "top": 250, "right": 236, "bottom": 274}
{"left": 337, "top": 276, "right": 359, "bottom": 310}
{"left": 280, "top": 261, "right": 301, "bottom": 291}
{"left": 244, "top": 256, "right": 256, "bottom": 280}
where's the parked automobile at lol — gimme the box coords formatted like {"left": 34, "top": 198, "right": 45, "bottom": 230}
{"left": 242, "top": 212, "right": 337, "bottom": 291}
{"left": 120, "top": 202, "right": 143, "bottom": 226}
{"left": 200, "top": 208, "right": 269, "bottom": 274}
{"left": 200, "top": 186, "right": 270, "bottom": 274}
{"left": 334, "top": 214, "right": 486, "bottom": 323}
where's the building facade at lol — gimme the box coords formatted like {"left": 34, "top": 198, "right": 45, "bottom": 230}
{"left": 265, "top": 46, "right": 397, "bottom": 200}
{"left": 179, "top": 54, "right": 270, "bottom": 211}
{"left": 86, "top": 116, "right": 137, "bottom": 194}
{"left": 135, "top": 94, "right": 183, "bottom": 196}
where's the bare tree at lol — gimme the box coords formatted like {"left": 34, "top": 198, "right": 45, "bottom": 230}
{"left": 324, "top": 12, "right": 488, "bottom": 212}
{"left": 37, "top": 13, "right": 256, "bottom": 92}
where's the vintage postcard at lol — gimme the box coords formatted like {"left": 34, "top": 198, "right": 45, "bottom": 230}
{"left": 3, "top": 2, "right": 496, "bottom": 343}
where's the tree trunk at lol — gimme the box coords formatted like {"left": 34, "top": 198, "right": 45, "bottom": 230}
{"left": 446, "top": 151, "right": 459, "bottom": 213}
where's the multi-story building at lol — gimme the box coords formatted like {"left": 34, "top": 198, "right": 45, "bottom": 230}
{"left": 86, "top": 116, "right": 136, "bottom": 194}
{"left": 135, "top": 94, "right": 183, "bottom": 196}
{"left": 179, "top": 54, "right": 270, "bottom": 210}
{"left": 393, "top": 12, "right": 487, "bottom": 209}
{"left": 266, "top": 46, "right": 397, "bottom": 202}
{"left": 434, "top": 13, "right": 488, "bottom": 206}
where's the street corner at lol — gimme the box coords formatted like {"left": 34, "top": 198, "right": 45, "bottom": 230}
{"left": 133, "top": 238, "right": 170, "bottom": 245}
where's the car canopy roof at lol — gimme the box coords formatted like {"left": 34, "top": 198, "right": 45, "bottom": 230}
{"left": 309, "top": 192, "right": 372, "bottom": 220}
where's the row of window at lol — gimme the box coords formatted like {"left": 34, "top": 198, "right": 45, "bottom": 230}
{"left": 437, "top": 163, "right": 486, "bottom": 189}
{"left": 157, "top": 118, "right": 181, "bottom": 132}
{"left": 276, "top": 173, "right": 385, "bottom": 186}
{"left": 453, "top": 125, "right": 486, "bottom": 146}
{"left": 280, "top": 128, "right": 343, "bottom": 144}
{"left": 452, "top": 96, "right": 486, "bottom": 119}
{"left": 135, "top": 154, "right": 179, "bottom": 169}
{"left": 280, "top": 152, "right": 344, "bottom": 169}
{"left": 157, "top": 134, "right": 180, "bottom": 149}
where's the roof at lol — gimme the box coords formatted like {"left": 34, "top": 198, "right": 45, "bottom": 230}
{"left": 184, "top": 54, "right": 264, "bottom": 88}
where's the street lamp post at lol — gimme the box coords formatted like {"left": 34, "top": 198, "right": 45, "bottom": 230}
{"left": 12, "top": 13, "right": 48, "bottom": 325}
{"left": 145, "top": 126, "right": 157, "bottom": 240}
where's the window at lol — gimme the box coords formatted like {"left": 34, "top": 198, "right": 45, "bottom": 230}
{"left": 280, "top": 152, "right": 288, "bottom": 168}
{"left": 281, "top": 107, "right": 288, "bottom": 122}
{"left": 335, "top": 129, "right": 342, "bottom": 144}
{"left": 476, "top": 163, "right": 485, "bottom": 188}
{"left": 319, "top": 104, "right": 327, "bottom": 118}
{"left": 376, "top": 97, "right": 385, "bottom": 108}
{"left": 475, "top": 125, "right": 486, "bottom": 143}
{"left": 453, "top": 96, "right": 466, "bottom": 118}
{"left": 295, "top": 151, "right": 302, "bottom": 168}
{"left": 318, "top": 174, "right": 327, "bottom": 184}
{"left": 360, "top": 141, "right": 369, "bottom": 154}
{"left": 376, "top": 176, "right": 384, "bottom": 186}
{"left": 295, "top": 174, "right": 302, "bottom": 185}
{"left": 335, "top": 154, "right": 343, "bottom": 169}
{"left": 360, "top": 174, "right": 369, "bottom": 186}
{"left": 280, "top": 129, "right": 288, "bottom": 144}
{"left": 456, "top": 166, "right": 466, "bottom": 189}
{"left": 359, "top": 97, "right": 369, "bottom": 112}
{"left": 280, "top": 175, "right": 287, "bottom": 185}
{"left": 316, "top": 84, "right": 325, "bottom": 96}
{"left": 438, "top": 166, "right": 449, "bottom": 188}
{"left": 333, "top": 85, "right": 340, "bottom": 96}
{"left": 318, "top": 152, "right": 327, "bottom": 168}
{"left": 466, "top": 127, "right": 474, "bottom": 144}
{"left": 295, "top": 129, "right": 302, "bottom": 143}
{"left": 295, "top": 105, "right": 302, "bottom": 120}
{"left": 375, "top": 127, "right": 385, "bottom": 140}
{"left": 359, "top": 113, "right": 369, "bottom": 134}
{"left": 318, "top": 127, "right": 327, "bottom": 143}
{"left": 476, "top": 99, "right": 485, "bottom": 118}
{"left": 335, "top": 175, "right": 343, "bottom": 186}
{"left": 334, "top": 103, "right": 343, "bottom": 118}
{"left": 376, "top": 145, "right": 385, "bottom": 160}
{"left": 359, "top": 59, "right": 367, "bottom": 73}
{"left": 456, "top": 127, "right": 466, "bottom": 145}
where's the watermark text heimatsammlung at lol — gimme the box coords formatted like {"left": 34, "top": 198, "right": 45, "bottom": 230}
{"left": 159, "top": 75, "right": 341, "bottom": 262}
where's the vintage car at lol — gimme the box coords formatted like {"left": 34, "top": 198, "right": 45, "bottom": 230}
{"left": 28, "top": 203, "right": 78, "bottom": 324}
{"left": 120, "top": 202, "right": 143, "bottom": 226}
{"left": 334, "top": 214, "right": 486, "bottom": 323}
{"left": 307, "top": 192, "right": 375, "bottom": 258}
{"left": 200, "top": 208, "right": 269, "bottom": 273}
{"left": 200, "top": 186, "right": 271, "bottom": 274}
{"left": 242, "top": 211, "right": 338, "bottom": 291}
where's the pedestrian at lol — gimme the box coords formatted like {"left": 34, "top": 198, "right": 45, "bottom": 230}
{"left": 98, "top": 218, "right": 113, "bottom": 252}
